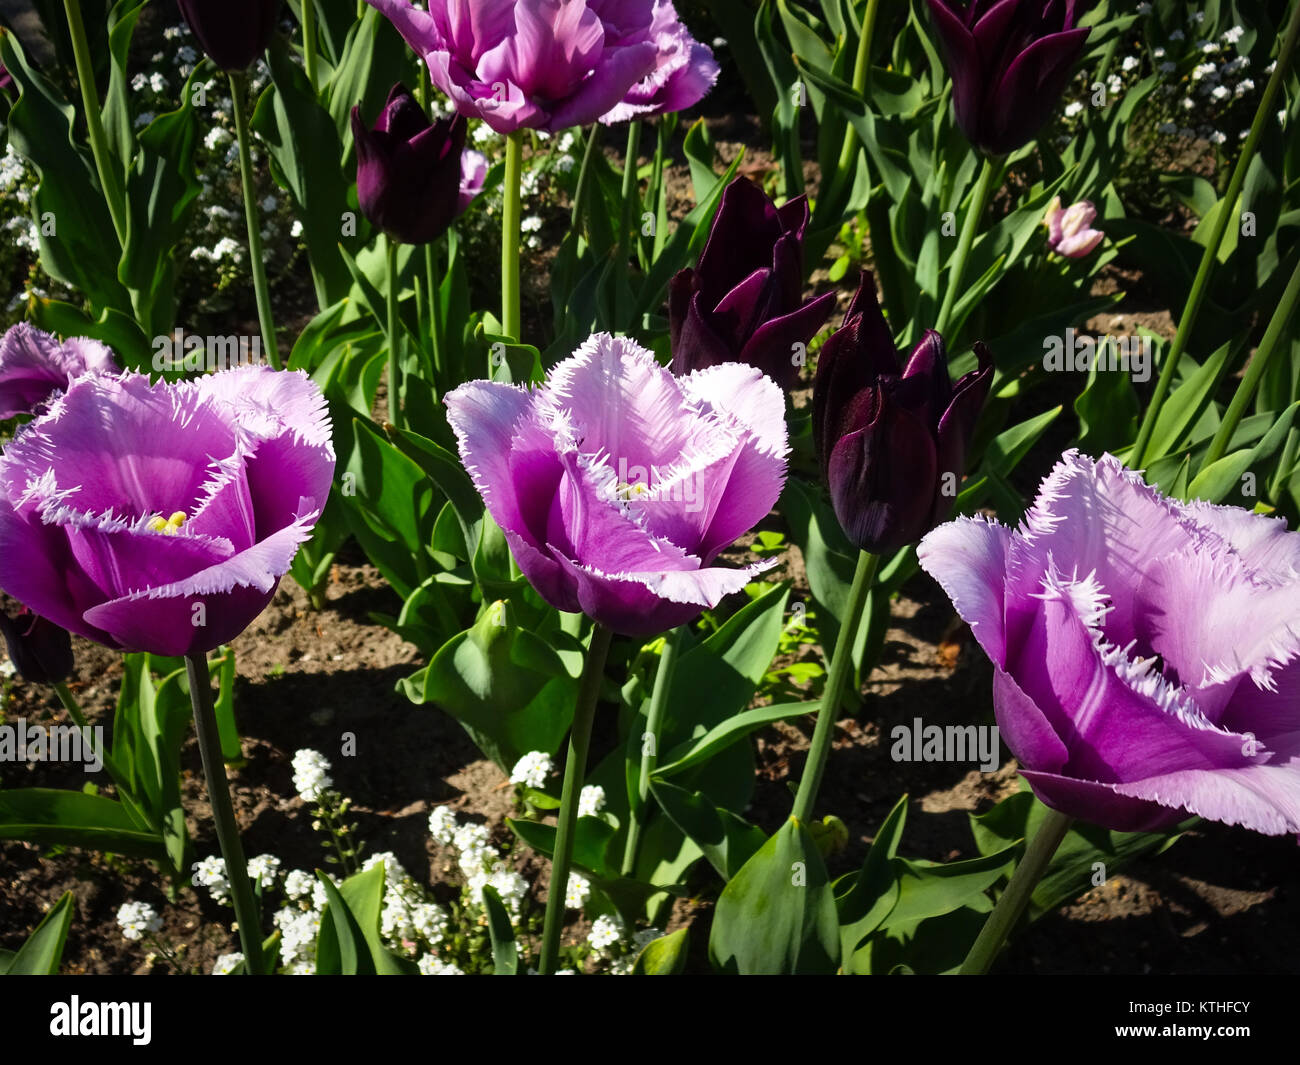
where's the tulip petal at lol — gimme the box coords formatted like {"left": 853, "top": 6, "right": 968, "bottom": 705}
{"left": 540, "top": 332, "right": 696, "bottom": 473}
{"left": 444, "top": 378, "right": 535, "bottom": 538}
{"left": 918, "top": 514, "right": 1014, "bottom": 666}
{"left": 985, "top": 27, "right": 1089, "bottom": 154}
{"left": 738, "top": 288, "right": 837, "bottom": 390}
{"left": 547, "top": 41, "right": 659, "bottom": 132}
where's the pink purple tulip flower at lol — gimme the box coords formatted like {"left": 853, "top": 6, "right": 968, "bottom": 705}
{"left": 444, "top": 332, "right": 788, "bottom": 636}
{"left": 0, "top": 365, "right": 335, "bottom": 656}
{"left": 599, "top": 0, "right": 719, "bottom": 123}
{"left": 0, "top": 323, "right": 118, "bottom": 420}
{"left": 366, "top": 0, "right": 660, "bottom": 134}
{"left": 919, "top": 450, "right": 1300, "bottom": 836}
{"left": 1043, "top": 195, "right": 1104, "bottom": 258}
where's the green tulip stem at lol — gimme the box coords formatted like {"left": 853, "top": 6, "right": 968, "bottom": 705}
{"left": 386, "top": 235, "right": 404, "bottom": 432}
{"left": 502, "top": 130, "right": 524, "bottom": 342}
{"left": 959, "top": 806, "right": 1073, "bottom": 975}
{"left": 426, "top": 237, "right": 444, "bottom": 380}
{"left": 569, "top": 123, "right": 603, "bottom": 234}
{"left": 615, "top": 119, "right": 643, "bottom": 328}
{"left": 934, "top": 154, "right": 998, "bottom": 340}
{"left": 229, "top": 71, "right": 283, "bottom": 371}
{"left": 1132, "top": 0, "right": 1300, "bottom": 467}
{"left": 621, "top": 625, "right": 682, "bottom": 877}
{"left": 651, "top": 116, "right": 673, "bottom": 261}
{"left": 301, "top": 0, "right": 318, "bottom": 89}
{"left": 63, "top": 0, "right": 128, "bottom": 247}
{"left": 539, "top": 622, "right": 614, "bottom": 975}
{"left": 185, "top": 653, "right": 265, "bottom": 975}
{"left": 1202, "top": 253, "right": 1300, "bottom": 469}
{"left": 791, "top": 550, "right": 878, "bottom": 824}
{"left": 832, "top": 0, "right": 882, "bottom": 186}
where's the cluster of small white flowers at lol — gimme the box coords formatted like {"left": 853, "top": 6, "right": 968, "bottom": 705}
{"left": 212, "top": 952, "right": 244, "bottom": 975}
{"left": 1063, "top": 100, "right": 1084, "bottom": 119}
{"left": 116, "top": 901, "right": 162, "bottom": 941}
{"left": 191, "top": 855, "right": 230, "bottom": 904}
{"left": 578, "top": 785, "right": 606, "bottom": 818}
{"left": 510, "top": 750, "right": 552, "bottom": 788}
{"left": 190, "top": 236, "right": 244, "bottom": 263}
{"left": 203, "top": 126, "right": 233, "bottom": 152}
{"left": 1153, "top": 20, "right": 1256, "bottom": 146}
{"left": 471, "top": 122, "right": 499, "bottom": 147}
{"left": 418, "top": 955, "right": 465, "bottom": 975}
{"left": 284, "top": 869, "right": 316, "bottom": 901}
{"left": 246, "top": 854, "right": 282, "bottom": 890}
{"left": 274, "top": 903, "right": 322, "bottom": 975}
{"left": 588, "top": 913, "right": 623, "bottom": 952}
{"left": 291, "top": 748, "right": 333, "bottom": 802}
{"left": 565, "top": 871, "right": 591, "bottom": 910}
{"left": 435, "top": 808, "right": 531, "bottom": 923}
{"left": 429, "top": 805, "right": 459, "bottom": 844}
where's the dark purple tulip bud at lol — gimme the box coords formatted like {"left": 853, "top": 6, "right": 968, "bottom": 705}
{"left": 176, "top": 0, "right": 280, "bottom": 72}
{"left": 925, "top": 0, "right": 1090, "bottom": 156}
{"left": 0, "top": 603, "right": 73, "bottom": 685}
{"left": 0, "top": 61, "right": 12, "bottom": 94}
{"left": 812, "top": 272, "right": 993, "bottom": 554}
{"left": 352, "top": 84, "right": 468, "bottom": 246}
{"left": 670, "top": 177, "right": 836, "bottom": 391}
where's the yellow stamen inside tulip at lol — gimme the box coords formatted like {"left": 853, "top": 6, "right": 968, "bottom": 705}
{"left": 147, "top": 511, "right": 188, "bottom": 535}
{"left": 616, "top": 481, "right": 650, "bottom": 502}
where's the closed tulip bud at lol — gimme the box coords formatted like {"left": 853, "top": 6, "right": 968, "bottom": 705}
{"left": 926, "top": 0, "right": 1090, "bottom": 156}
{"left": 812, "top": 273, "right": 992, "bottom": 554}
{"left": 177, "top": 0, "right": 280, "bottom": 72}
{"left": 670, "top": 177, "right": 835, "bottom": 390}
{"left": 352, "top": 84, "right": 469, "bottom": 246}
{"left": 0, "top": 603, "right": 73, "bottom": 685}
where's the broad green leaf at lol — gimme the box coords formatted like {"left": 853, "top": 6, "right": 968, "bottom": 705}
{"left": 481, "top": 886, "right": 521, "bottom": 975}
{"left": 709, "top": 817, "right": 840, "bottom": 974}
{"left": 1, "top": 891, "right": 75, "bottom": 975}
{"left": 631, "top": 927, "right": 689, "bottom": 974}
{"left": 0, "top": 789, "right": 163, "bottom": 860}
{"left": 648, "top": 778, "right": 765, "bottom": 879}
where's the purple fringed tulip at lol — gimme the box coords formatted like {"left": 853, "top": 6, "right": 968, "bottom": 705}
{"left": 0, "top": 365, "right": 335, "bottom": 657}
{"left": 366, "top": 0, "right": 659, "bottom": 135}
{"left": 177, "top": 0, "right": 280, "bottom": 72}
{"left": 352, "top": 84, "right": 469, "bottom": 246}
{"left": 812, "top": 273, "right": 992, "bottom": 554}
{"left": 0, "top": 603, "right": 73, "bottom": 685}
{"left": 600, "top": 0, "right": 719, "bottom": 123}
{"left": 445, "top": 333, "right": 788, "bottom": 636}
{"left": 1044, "top": 195, "right": 1103, "bottom": 258}
{"left": 919, "top": 450, "right": 1300, "bottom": 836}
{"left": 459, "top": 149, "right": 488, "bottom": 213}
{"left": 670, "top": 178, "right": 836, "bottom": 391}
{"left": 0, "top": 323, "right": 118, "bottom": 420}
{"left": 926, "top": 0, "right": 1090, "bottom": 156}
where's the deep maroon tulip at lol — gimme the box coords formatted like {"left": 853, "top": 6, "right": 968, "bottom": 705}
{"left": 0, "top": 62, "right": 12, "bottom": 94}
{"left": 670, "top": 178, "right": 836, "bottom": 391}
{"left": 352, "top": 84, "right": 468, "bottom": 246}
{"left": 926, "top": 0, "right": 1090, "bottom": 156}
{"left": 177, "top": 0, "right": 280, "bottom": 72}
{"left": 812, "top": 272, "right": 992, "bottom": 554}
{"left": 0, "top": 603, "right": 73, "bottom": 685}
